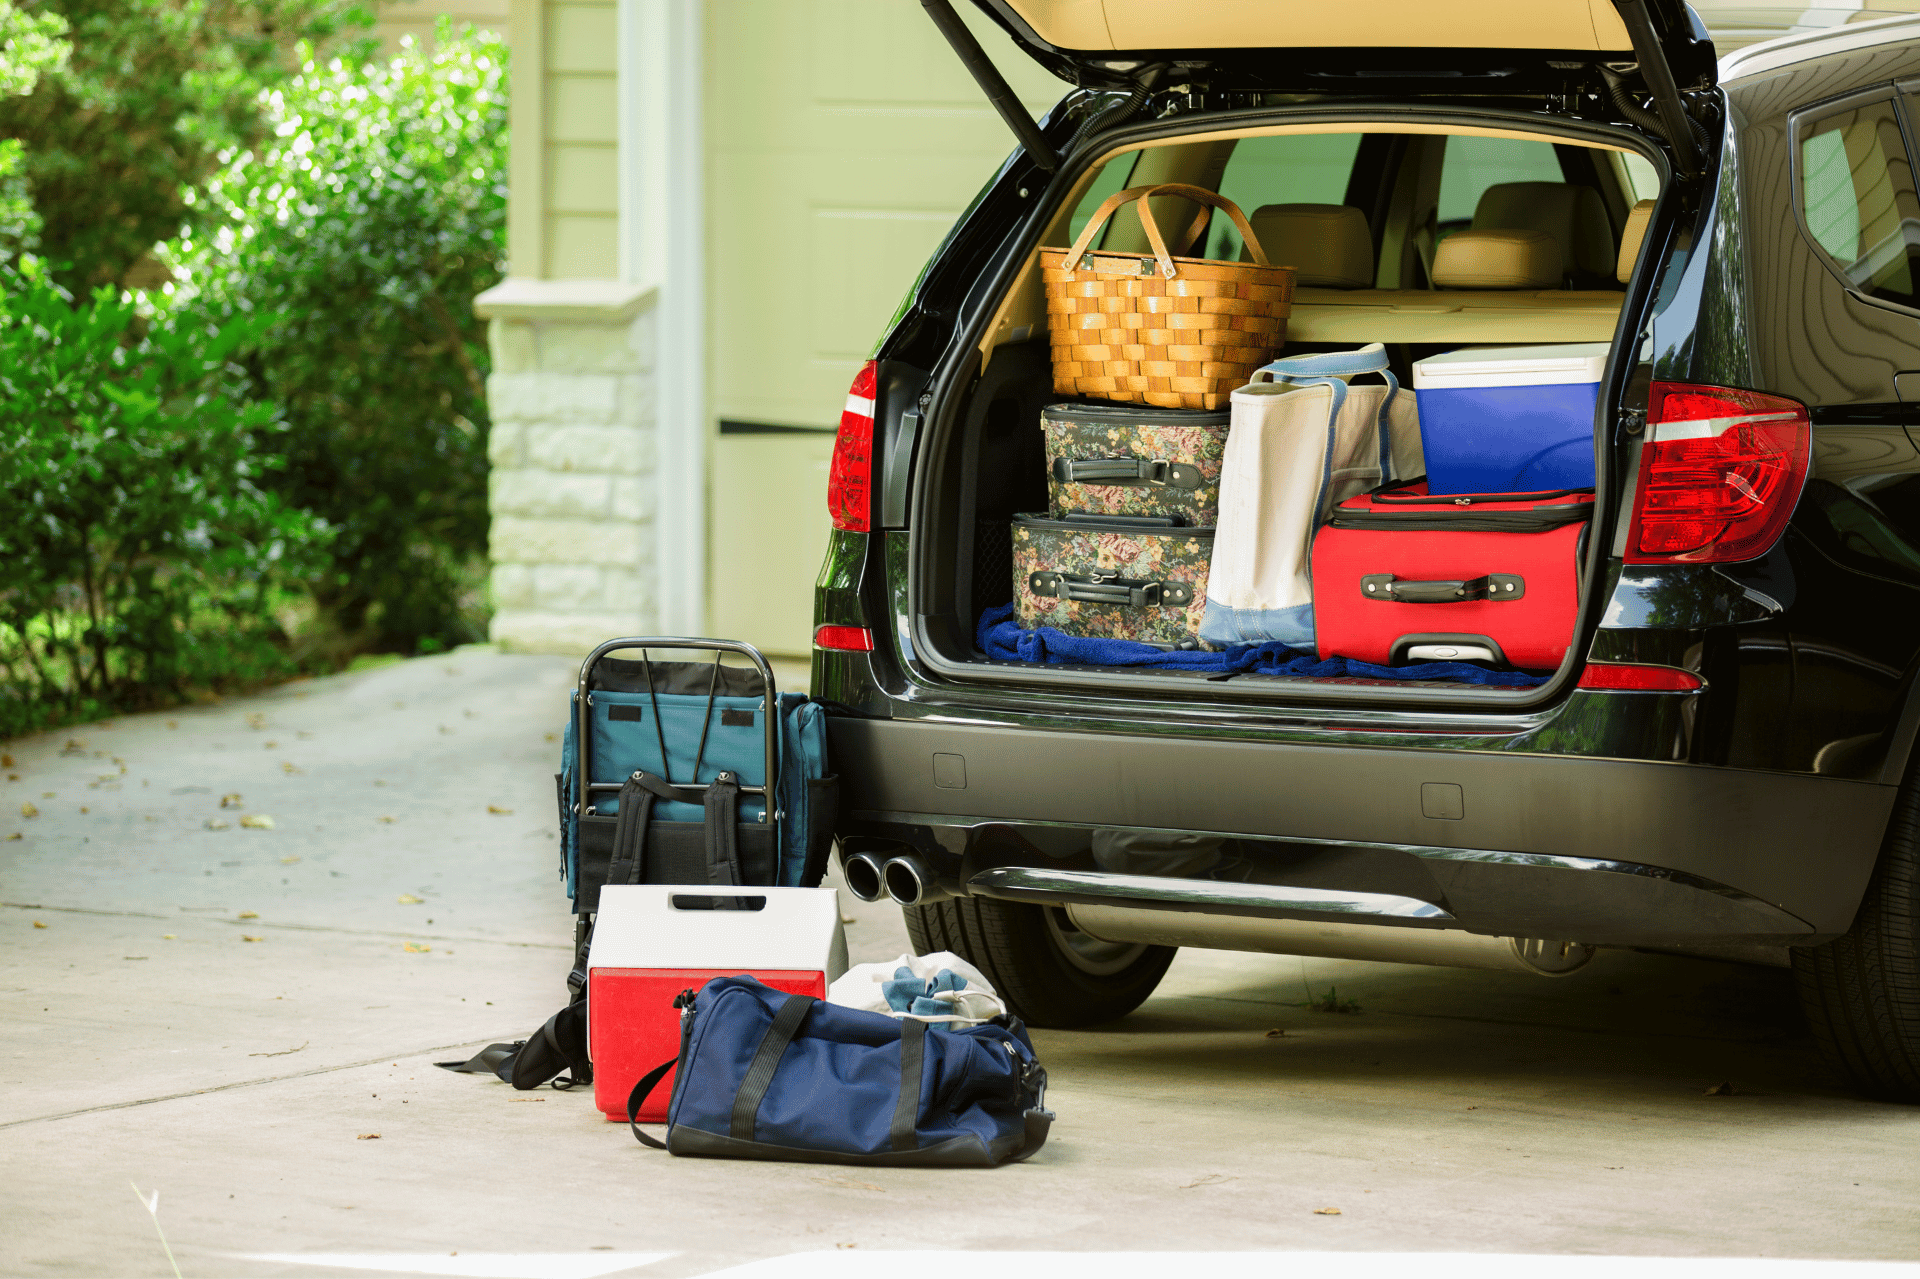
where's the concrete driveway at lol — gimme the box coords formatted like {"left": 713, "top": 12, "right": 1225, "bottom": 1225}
{"left": 3, "top": 647, "right": 1918, "bottom": 1278}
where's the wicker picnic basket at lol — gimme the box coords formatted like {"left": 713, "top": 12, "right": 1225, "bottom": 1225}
{"left": 1042, "top": 183, "right": 1294, "bottom": 411}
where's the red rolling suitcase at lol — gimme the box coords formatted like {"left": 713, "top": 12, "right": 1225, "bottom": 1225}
{"left": 1310, "top": 484, "right": 1594, "bottom": 669}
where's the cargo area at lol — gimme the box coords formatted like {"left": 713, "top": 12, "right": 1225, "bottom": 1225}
{"left": 909, "top": 117, "right": 1664, "bottom": 697}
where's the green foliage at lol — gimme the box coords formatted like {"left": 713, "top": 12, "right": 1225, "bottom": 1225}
{"left": 0, "top": 0, "right": 69, "bottom": 260}
{"left": 186, "top": 24, "right": 507, "bottom": 654}
{"left": 0, "top": 0, "right": 370, "bottom": 292}
{"left": 0, "top": 271, "right": 331, "bottom": 738}
{"left": 0, "top": 1, "right": 66, "bottom": 97}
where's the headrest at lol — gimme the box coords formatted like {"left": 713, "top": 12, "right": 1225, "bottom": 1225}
{"left": 1241, "top": 203, "right": 1373, "bottom": 289}
{"left": 1472, "top": 181, "right": 1615, "bottom": 281}
{"left": 1617, "top": 198, "right": 1655, "bottom": 283}
{"left": 1432, "top": 229, "right": 1559, "bottom": 289}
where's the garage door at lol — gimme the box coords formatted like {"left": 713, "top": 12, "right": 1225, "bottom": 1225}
{"left": 706, "top": 0, "right": 1062, "bottom": 655}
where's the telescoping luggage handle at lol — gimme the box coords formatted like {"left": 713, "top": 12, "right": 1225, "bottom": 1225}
{"left": 574, "top": 637, "right": 782, "bottom": 825}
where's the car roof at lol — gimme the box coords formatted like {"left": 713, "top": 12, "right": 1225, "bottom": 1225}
{"left": 1718, "top": 9, "right": 1920, "bottom": 83}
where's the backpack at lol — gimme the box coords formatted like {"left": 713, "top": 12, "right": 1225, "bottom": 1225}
{"left": 557, "top": 640, "right": 837, "bottom": 911}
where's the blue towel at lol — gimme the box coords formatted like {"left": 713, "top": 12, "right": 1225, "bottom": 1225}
{"left": 977, "top": 603, "right": 1547, "bottom": 687}
{"left": 883, "top": 966, "right": 970, "bottom": 1022}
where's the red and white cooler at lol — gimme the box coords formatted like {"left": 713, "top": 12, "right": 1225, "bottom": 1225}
{"left": 587, "top": 885, "right": 848, "bottom": 1122}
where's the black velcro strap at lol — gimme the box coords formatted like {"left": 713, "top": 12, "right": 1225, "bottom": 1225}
{"left": 436, "top": 1042, "right": 520, "bottom": 1079}
{"left": 627, "top": 1056, "right": 679, "bottom": 1150}
{"left": 890, "top": 1017, "right": 928, "bottom": 1153}
{"left": 729, "top": 993, "right": 812, "bottom": 1141}
{"left": 704, "top": 772, "right": 742, "bottom": 887}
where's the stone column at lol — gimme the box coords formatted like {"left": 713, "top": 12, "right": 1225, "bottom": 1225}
{"left": 475, "top": 279, "right": 658, "bottom": 654}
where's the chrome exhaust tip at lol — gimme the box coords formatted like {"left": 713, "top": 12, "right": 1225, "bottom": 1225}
{"left": 841, "top": 850, "right": 886, "bottom": 903}
{"left": 882, "top": 855, "right": 951, "bottom": 907}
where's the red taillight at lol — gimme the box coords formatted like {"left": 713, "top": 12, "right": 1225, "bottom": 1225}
{"left": 828, "top": 361, "right": 878, "bottom": 533}
{"left": 813, "top": 625, "right": 874, "bottom": 652}
{"left": 1577, "top": 663, "right": 1704, "bottom": 691}
{"left": 1625, "top": 383, "right": 1811, "bottom": 564}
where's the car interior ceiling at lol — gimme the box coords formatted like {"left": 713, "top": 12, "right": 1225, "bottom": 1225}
{"left": 940, "top": 124, "right": 1659, "bottom": 678}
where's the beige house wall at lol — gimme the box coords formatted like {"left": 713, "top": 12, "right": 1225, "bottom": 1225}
{"left": 480, "top": 0, "right": 1062, "bottom": 657}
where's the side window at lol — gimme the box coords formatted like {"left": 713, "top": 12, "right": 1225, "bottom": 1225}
{"left": 1434, "top": 135, "right": 1565, "bottom": 232}
{"left": 1203, "top": 133, "right": 1364, "bottom": 259}
{"left": 1618, "top": 152, "right": 1661, "bottom": 202}
{"left": 1796, "top": 95, "right": 1920, "bottom": 309}
{"left": 1068, "top": 150, "right": 1141, "bottom": 245}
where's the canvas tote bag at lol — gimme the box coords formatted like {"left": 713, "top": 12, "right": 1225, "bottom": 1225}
{"left": 1198, "top": 343, "right": 1422, "bottom": 649}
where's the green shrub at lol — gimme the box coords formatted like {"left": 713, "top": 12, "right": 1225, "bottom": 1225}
{"left": 0, "top": 0, "right": 366, "bottom": 293}
{"left": 185, "top": 24, "right": 507, "bottom": 656}
{"left": 0, "top": 271, "right": 331, "bottom": 738}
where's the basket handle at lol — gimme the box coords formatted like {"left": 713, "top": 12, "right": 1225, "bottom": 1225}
{"left": 1061, "top": 182, "right": 1272, "bottom": 278}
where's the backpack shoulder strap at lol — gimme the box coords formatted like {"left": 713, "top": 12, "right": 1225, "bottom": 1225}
{"left": 704, "top": 771, "right": 743, "bottom": 886}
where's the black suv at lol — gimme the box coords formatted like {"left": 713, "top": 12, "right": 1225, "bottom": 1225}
{"left": 810, "top": 1, "right": 1920, "bottom": 1102}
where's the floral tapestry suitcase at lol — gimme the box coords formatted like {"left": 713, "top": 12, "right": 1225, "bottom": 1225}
{"left": 1011, "top": 514, "right": 1214, "bottom": 648}
{"left": 1042, "top": 402, "right": 1231, "bottom": 527}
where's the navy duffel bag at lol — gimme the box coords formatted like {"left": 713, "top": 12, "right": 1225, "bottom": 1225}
{"left": 627, "top": 975, "right": 1052, "bottom": 1167}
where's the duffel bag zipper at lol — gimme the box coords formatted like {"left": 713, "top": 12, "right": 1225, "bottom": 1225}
{"left": 660, "top": 987, "right": 701, "bottom": 1122}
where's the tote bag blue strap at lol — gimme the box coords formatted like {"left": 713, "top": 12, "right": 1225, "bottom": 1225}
{"left": 1251, "top": 341, "right": 1399, "bottom": 475}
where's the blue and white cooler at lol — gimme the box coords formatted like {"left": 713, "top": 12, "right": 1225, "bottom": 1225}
{"left": 1411, "top": 343, "right": 1608, "bottom": 494}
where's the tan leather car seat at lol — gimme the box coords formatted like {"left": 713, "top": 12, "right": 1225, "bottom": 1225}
{"left": 1471, "top": 181, "right": 1615, "bottom": 284}
{"left": 1431, "top": 229, "right": 1560, "bottom": 289}
{"left": 1616, "top": 199, "right": 1655, "bottom": 283}
{"left": 1239, "top": 203, "right": 1374, "bottom": 288}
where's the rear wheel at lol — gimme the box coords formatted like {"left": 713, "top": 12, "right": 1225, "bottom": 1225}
{"left": 1793, "top": 773, "right": 1920, "bottom": 1102}
{"left": 904, "top": 895, "right": 1175, "bottom": 1028}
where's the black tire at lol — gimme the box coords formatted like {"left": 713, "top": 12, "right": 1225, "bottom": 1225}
{"left": 903, "top": 895, "right": 1175, "bottom": 1028}
{"left": 1793, "top": 772, "right": 1920, "bottom": 1102}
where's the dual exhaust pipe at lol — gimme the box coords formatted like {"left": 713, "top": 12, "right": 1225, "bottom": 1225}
{"left": 841, "top": 850, "right": 950, "bottom": 907}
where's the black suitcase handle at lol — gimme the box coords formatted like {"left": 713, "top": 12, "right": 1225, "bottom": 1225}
{"left": 1029, "top": 570, "right": 1195, "bottom": 608}
{"left": 1360, "top": 573, "right": 1526, "bottom": 603}
{"left": 1052, "top": 456, "right": 1203, "bottom": 490}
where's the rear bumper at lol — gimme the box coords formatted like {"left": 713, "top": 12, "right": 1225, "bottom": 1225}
{"left": 826, "top": 716, "right": 1895, "bottom": 944}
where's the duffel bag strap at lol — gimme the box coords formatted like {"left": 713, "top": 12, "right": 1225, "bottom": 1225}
{"left": 628, "top": 992, "right": 814, "bottom": 1150}
{"left": 730, "top": 993, "right": 814, "bottom": 1139}
{"left": 890, "top": 1017, "right": 929, "bottom": 1153}
{"left": 627, "top": 1055, "right": 679, "bottom": 1150}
